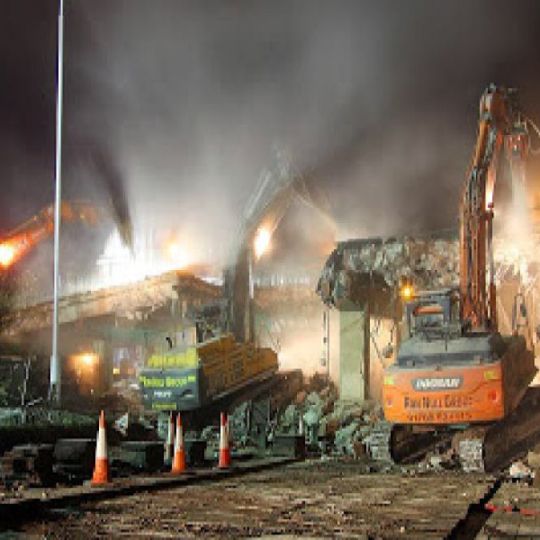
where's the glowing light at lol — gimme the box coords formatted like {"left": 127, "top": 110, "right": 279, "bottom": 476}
{"left": 166, "top": 241, "right": 190, "bottom": 269}
{"left": 72, "top": 352, "right": 99, "bottom": 368}
{"left": 0, "top": 243, "right": 16, "bottom": 267}
{"left": 86, "top": 229, "right": 205, "bottom": 293}
{"left": 254, "top": 227, "right": 271, "bottom": 259}
{"left": 400, "top": 285, "right": 414, "bottom": 301}
{"left": 486, "top": 183, "right": 495, "bottom": 209}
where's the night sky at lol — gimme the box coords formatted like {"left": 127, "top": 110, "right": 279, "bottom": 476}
{"left": 2, "top": 1, "right": 540, "bottom": 271}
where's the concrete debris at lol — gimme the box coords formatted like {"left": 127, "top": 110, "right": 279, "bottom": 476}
{"left": 329, "top": 400, "right": 364, "bottom": 426}
{"left": 317, "top": 232, "right": 538, "bottom": 310}
{"left": 113, "top": 412, "right": 129, "bottom": 436}
{"left": 334, "top": 422, "right": 360, "bottom": 456}
{"left": 458, "top": 438, "right": 484, "bottom": 473}
{"left": 360, "top": 421, "right": 392, "bottom": 463}
{"left": 200, "top": 425, "right": 220, "bottom": 460}
{"left": 423, "top": 450, "right": 459, "bottom": 472}
{"left": 509, "top": 460, "right": 534, "bottom": 481}
{"left": 427, "top": 454, "right": 443, "bottom": 469}
{"left": 317, "top": 235, "right": 459, "bottom": 308}
{"left": 280, "top": 404, "right": 300, "bottom": 435}
{"left": 273, "top": 374, "right": 503, "bottom": 474}
{"left": 274, "top": 375, "right": 392, "bottom": 461}
{"left": 303, "top": 393, "right": 323, "bottom": 425}
{"left": 229, "top": 401, "right": 251, "bottom": 444}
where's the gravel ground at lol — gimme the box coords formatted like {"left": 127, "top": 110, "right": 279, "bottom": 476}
{"left": 18, "top": 460, "right": 494, "bottom": 539}
{"left": 478, "top": 479, "right": 540, "bottom": 538}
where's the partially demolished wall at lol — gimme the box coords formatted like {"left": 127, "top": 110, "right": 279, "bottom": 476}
{"left": 316, "top": 230, "right": 540, "bottom": 401}
{"left": 317, "top": 232, "right": 459, "bottom": 312}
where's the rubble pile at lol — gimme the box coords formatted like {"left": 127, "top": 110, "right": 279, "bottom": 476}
{"left": 272, "top": 375, "right": 477, "bottom": 472}
{"left": 272, "top": 378, "right": 540, "bottom": 475}
{"left": 274, "top": 374, "right": 391, "bottom": 461}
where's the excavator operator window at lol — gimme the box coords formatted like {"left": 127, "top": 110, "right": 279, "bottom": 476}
{"left": 411, "top": 304, "right": 445, "bottom": 333}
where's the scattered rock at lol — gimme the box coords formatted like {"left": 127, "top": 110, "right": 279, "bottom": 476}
{"left": 509, "top": 460, "right": 533, "bottom": 481}
{"left": 334, "top": 422, "right": 360, "bottom": 456}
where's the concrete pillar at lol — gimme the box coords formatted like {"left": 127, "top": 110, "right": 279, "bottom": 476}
{"left": 339, "top": 301, "right": 370, "bottom": 402}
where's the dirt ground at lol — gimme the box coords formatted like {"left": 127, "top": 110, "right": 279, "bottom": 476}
{"left": 12, "top": 460, "right": 497, "bottom": 539}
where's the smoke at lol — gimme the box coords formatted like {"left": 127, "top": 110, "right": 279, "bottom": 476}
{"left": 2, "top": 1, "right": 540, "bottom": 280}
{"left": 88, "top": 148, "right": 133, "bottom": 249}
{"left": 495, "top": 166, "right": 537, "bottom": 285}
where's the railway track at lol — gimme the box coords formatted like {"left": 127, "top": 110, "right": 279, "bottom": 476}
{"left": 0, "top": 456, "right": 299, "bottom": 530}
{"left": 14, "top": 460, "right": 500, "bottom": 539}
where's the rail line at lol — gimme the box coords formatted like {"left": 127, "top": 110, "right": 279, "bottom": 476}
{"left": 0, "top": 456, "right": 298, "bottom": 529}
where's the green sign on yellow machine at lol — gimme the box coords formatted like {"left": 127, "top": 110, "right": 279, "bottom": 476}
{"left": 139, "top": 334, "right": 278, "bottom": 411}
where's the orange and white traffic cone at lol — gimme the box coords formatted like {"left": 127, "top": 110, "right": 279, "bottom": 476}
{"left": 218, "top": 412, "right": 231, "bottom": 469}
{"left": 91, "top": 410, "right": 111, "bottom": 486}
{"left": 171, "top": 413, "right": 186, "bottom": 474}
{"left": 164, "top": 412, "right": 175, "bottom": 466}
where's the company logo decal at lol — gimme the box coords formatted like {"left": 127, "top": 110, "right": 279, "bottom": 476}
{"left": 412, "top": 377, "right": 462, "bottom": 391}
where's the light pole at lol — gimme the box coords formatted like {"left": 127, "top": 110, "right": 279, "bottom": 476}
{"left": 50, "top": 0, "right": 64, "bottom": 405}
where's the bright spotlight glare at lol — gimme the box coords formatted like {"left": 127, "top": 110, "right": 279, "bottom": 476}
{"left": 72, "top": 352, "right": 98, "bottom": 369}
{"left": 0, "top": 244, "right": 16, "bottom": 267}
{"left": 166, "top": 242, "right": 190, "bottom": 269}
{"left": 400, "top": 285, "right": 414, "bottom": 301}
{"left": 254, "top": 227, "right": 271, "bottom": 259}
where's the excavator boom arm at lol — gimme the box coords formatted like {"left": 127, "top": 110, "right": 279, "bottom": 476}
{"left": 0, "top": 201, "right": 105, "bottom": 268}
{"left": 459, "top": 85, "right": 529, "bottom": 331}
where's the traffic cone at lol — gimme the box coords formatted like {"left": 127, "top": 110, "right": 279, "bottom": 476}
{"left": 164, "top": 412, "right": 175, "bottom": 466}
{"left": 218, "top": 412, "right": 231, "bottom": 469}
{"left": 91, "top": 410, "right": 111, "bottom": 486}
{"left": 171, "top": 413, "right": 186, "bottom": 474}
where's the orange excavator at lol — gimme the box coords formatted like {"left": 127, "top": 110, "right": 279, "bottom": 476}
{"left": 0, "top": 201, "right": 111, "bottom": 269}
{"left": 382, "top": 85, "right": 539, "bottom": 471}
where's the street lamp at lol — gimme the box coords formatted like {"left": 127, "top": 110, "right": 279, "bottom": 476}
{"left": 50, "top": 0, "right": 64, "bottom": 405}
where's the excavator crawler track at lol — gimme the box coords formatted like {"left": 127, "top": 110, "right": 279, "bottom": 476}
{"left": 372, "top": 387, "right": 540, "bottom": 472}
{"left": 364, "top": 422, "right": 451, "bottom": 465}
{"left": 456, "top": 386, "right": 540, "bottom": 473}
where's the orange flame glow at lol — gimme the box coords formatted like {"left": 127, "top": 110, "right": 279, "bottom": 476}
{"left": 71, "top": 352, "right": 99, "bottom": 370}
{"left": 0, "top": 243, "right": 16, "bottom": 268}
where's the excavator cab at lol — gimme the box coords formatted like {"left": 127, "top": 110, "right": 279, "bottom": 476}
{"left": 383, "top": 288, "right": 536, "bottom": 426}
{"left": 402, "top": 289, "right": 459, "bottom": 342}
